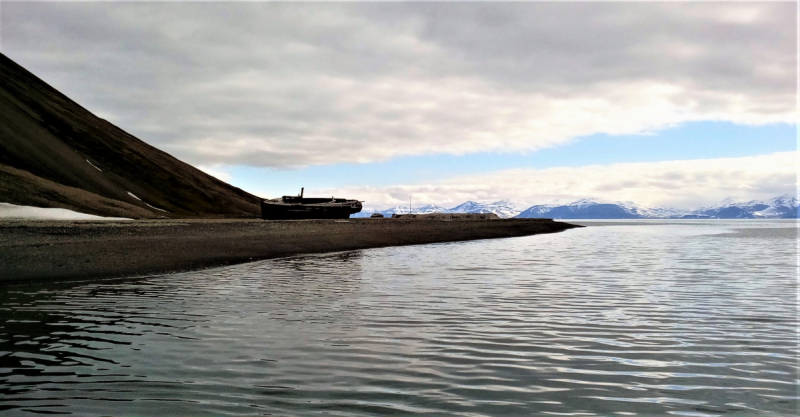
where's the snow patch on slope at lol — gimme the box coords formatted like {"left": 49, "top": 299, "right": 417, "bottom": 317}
{"left": 145, "top": 202, "right": 168, "bottom": 213}
{"left": 126, "top": 191, "right": 169, "bottom": 213}
{"left": 0, "top": 203, "right": 131, "bottom": 220}
{"left": 86, "top": 159, "right": 102, "bottom": 172}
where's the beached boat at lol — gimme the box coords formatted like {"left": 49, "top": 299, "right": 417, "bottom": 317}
{"left": 260, "top": 188, "right": 362, "bottom": 220}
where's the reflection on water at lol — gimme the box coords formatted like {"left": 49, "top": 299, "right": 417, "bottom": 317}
{"left": 1, "top": 220, "right": 797, "bottom": 416}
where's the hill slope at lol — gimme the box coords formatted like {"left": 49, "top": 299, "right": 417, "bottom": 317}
{"left": 0, "top": 53, "right": 260, "bottom": 218}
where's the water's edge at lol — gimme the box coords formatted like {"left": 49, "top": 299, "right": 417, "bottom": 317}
{"left": 0, "top": 218, "right": 580, "bottom": 285}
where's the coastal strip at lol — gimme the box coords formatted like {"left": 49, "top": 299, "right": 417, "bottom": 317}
{"left": 0, "top": 218, "right": 580, "bottom": 285}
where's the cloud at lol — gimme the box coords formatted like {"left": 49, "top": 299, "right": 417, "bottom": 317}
{"left": 311, "top": 152, "right": 798, "bottom": 210}
{"left": 195, "top": 165, "right": 233, "bottom": 183}
{"left": 2, "top": 2, "right": 796, "bottom": 167}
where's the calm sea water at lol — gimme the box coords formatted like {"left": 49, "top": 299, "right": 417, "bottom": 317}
{"left": 1, "top": 220, "right": 797, "bottom": 416}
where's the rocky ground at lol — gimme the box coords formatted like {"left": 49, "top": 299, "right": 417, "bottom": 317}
{"left": 0, "top": 218, "right": 580, "bottom": 285}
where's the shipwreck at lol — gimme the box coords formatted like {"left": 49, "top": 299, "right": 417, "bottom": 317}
{"left": 260, "top": 188, "right": 362, "bottom": 220}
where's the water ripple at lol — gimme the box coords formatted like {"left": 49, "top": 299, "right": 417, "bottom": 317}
{"left": 1, "top": 220, "right": 797, "bottom": 416}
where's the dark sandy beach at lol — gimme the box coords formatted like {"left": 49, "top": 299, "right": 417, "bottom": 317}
{"left": 0, "top": 218, "right": 579, "bottom": 285}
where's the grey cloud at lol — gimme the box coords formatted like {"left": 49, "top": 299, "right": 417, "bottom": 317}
{"left": 2, "top": 2, "right": 795, "bottom": 168}
{"left": 594, "top": 180, "right": 642, "bottom": 192}
{"left": 357, "top": 2, "right": 794, "bottom": 93}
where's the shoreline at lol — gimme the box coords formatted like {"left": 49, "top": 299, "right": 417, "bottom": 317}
{"left": 0, "top": 218, "right": 580, "bottom": 286}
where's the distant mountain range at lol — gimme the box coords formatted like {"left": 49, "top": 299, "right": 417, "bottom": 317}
{"left": 354, "top": 195, "right": 799, "bottom": 219}
{"left": 353, "top": 199, "right": 529, "bottom": 219}
{"left": 517, "top": 195, "right": 798, "bottom": 219}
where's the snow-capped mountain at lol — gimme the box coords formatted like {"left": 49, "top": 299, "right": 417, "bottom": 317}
{"left": 414, "top": 204, "right": 450, "bottom": 214}
{"left": 754, "top": 194, "right": 798, "bottom": 218}
{"left": 687, "top": 194, "right": 798, "bottom": 219}
{"left": 513, "top": 204, "right": 557, "bottom": 218}
{"left": 473, "top": 200, "right": 530, "bottom": 218}
{"left": 447, "top": 201, "right": 494, "bottom": 214}
{"left": 351, "top": 206, "right": 410, "bottom": 218}
{"left": 446, "top": 200, "right": 528, "bottom": 218}
{"left": 516, "top": 199, "right": 642, "bottom": 219}
{"left": 625, "top": 205, "right": 688, "bottom": 219}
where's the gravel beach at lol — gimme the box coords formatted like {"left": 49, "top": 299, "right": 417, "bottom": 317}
{"left": 0, "top": 218, "right": 580, "bottom": 285}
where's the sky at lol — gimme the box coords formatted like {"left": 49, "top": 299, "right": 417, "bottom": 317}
{"left": 1, "top": 1, "right": 796, "bottom": 210}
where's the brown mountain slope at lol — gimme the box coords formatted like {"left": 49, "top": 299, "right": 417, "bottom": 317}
{"left": 0, "top": 163, "right": 157, "bottom": 219}
{"left": 0, "top": 53, "right": 260, "bottom": 218}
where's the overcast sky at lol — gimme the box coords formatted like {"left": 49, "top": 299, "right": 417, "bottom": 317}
{"left": 2, "top": 1, "right": 796, "bottom": 209}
